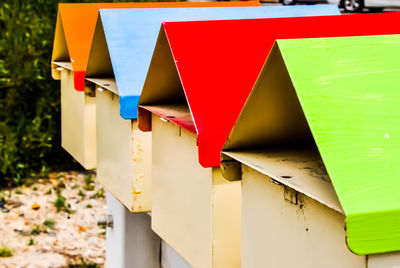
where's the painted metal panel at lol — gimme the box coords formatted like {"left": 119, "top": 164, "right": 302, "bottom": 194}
{"left": 277, "top": 35, "right": 400, "bottom": 255}
{"left": 224, "top": 34, "right": 400, "bottom": 255}
{"left": 92, "top": 5, "right": 340, "bottom": 119}
{"left": 51, "top": 1, "right": 261, "bottom": 90}
{"left": 85, "top": 4, "right": 338, "bottom": 210}
{"left": 54, "top": 3, "right": 262, "bottom": 171}
{"left": 60, "top": 69, "right": 96, "bottom": 170}
{"left": 239, "top": 157, "right": 400, "bottom": 267}
{"left": 151, "top": 114, "right": 241, "bottom": 268}
{"left": 106, "top": 191, "right": 160, "bottom": 268}
{"left": 140, "top": 12, "right": 400, "bottom": 168}
{"left": 97, "top": 89, "right": 152, "bottom": 212}
{"left": 241, "top": 165, "right": 366, "bottom": 268}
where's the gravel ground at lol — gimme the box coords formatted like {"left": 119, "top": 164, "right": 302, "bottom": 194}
{"left": 0, "top": 172, "right": 106, "bottom": 268}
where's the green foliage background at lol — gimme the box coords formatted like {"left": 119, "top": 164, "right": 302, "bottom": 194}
{"left": 0, "top": 0, "right": 182, "bottom": 186}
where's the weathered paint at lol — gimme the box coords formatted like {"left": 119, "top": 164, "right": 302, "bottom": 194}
{"left": 54, "top": 2, "right": 261, "bottom": 170}
{"left": 241, "top": 165, "right": 365, "bottom": 268}
{"left": 96, "top": 88, "right": 152, "bottom": 212}
{"left": 277, "top": 35, "right": 400, "bottom": 255}
{"left": 223, "top": 149, "right": 343, "bottom": 214}
{"left": 224, "top": 34, "right": 400, "bottom": 255}
{"left": 139, "top": 12, "right": 400, "bottom": 168}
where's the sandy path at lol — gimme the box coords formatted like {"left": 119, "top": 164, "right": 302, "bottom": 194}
{"left": 0, "top": 172, "right": 106, "bottom": 268}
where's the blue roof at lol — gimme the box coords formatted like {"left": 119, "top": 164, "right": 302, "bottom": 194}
{"left": 99, "top": 5, "right": 340, "bottom": 119}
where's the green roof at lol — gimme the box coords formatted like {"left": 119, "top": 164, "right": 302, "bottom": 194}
{"left": 277, "top": 34, "right": 400, "bottom": 255}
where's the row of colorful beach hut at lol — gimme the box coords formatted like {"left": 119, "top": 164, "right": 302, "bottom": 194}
{"left": 51, "top": 2, "right": 400, "bottom": 268}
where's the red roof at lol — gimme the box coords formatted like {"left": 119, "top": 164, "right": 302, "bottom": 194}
{"left": 141, "top": 12, "right": 400, "bottom": 167}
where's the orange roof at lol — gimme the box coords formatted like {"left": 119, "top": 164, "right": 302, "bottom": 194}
{"left": 50, "top": 1, "right": 260, "bottom": 90}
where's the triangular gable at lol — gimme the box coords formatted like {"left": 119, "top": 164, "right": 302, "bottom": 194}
{"left": 51, "top": 11, "right": 70, "bottom": 80}
{"left": 85, "top": 13, "right": 116, "bottom": 94}
{"left": 138, "top": 28, "right": 194, "bottom": 133}
{"left": 50, "top": 1, "right": 261, "bottom": 91}
{"left": 91, "top": 5, "right": 340, "bottom": 120}
{"left": 139, "top": 12, "right": 400, "bottom": 169}
{"left": 224, "top": 35, "right": 400, "bottom": 255}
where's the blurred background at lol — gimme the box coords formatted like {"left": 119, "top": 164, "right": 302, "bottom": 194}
{"left": 272, "top": 0, "right": 400, "bottom": 13}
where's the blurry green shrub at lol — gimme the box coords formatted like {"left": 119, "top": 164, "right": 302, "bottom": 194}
{"left": 0, "top": 1, "right": 60, "bottom": 185}
{"left": 0, "top": 0, "right": 183, "bottom": 186}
